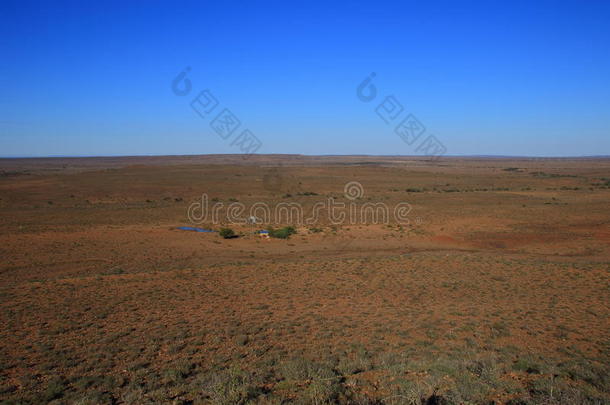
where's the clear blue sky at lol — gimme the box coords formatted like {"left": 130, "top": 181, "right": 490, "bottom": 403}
{"left": 1, "top": 0, "right": 609, "bottom": 157}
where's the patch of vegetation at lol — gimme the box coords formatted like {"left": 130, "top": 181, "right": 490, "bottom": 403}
{"left": 41, "top": 377, "right": 66, "bottom": 402}
{"left": 531, "top": 171, "right": 577, "bottom": 178}
{"left": 102, "top": 267, "right": 125, "bottom": 275}
{"left": 234, "top": 334, "right": 249, "bottom": 346}
{"left": 512, "top": 355, "right": 543, "bottom": 374}
{"left": 219, "top": 228, "right": 236, "bottom": 239}
{"left": 267, "top": 226, "right": 297, "bottom": 239}
{"left": 200, "top": 367, "right": 263, "bottom": 405}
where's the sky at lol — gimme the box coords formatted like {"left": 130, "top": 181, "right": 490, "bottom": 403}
{"left": 1, "top": 0, "right": 609, "bottom": 157}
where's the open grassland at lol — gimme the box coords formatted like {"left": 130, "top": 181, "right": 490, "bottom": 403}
{"left": 1, "top": 155, "right": 609, "bottom": 404}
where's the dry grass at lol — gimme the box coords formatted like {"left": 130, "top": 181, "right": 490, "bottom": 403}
{"left": 0, "top": 156, "right": 609, "bottom": 403}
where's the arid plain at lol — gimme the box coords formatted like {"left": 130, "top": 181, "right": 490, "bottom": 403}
{"left": 1, "top": 155, "right": 609, "bottom": 404}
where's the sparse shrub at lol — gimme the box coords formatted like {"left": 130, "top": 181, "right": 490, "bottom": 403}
{"left": 72, "top": 390, "right": 115, "bottom": 404}
{"left": 303, "top": 378, "right": 343, "bottom": 404}
{"left": 103, "top": 267, "right": 125, "bottom": 275}
{"left": 219, "top": 228, "right": 236, "bottom": 239}
{"left": 202, "top": 367, "right": 261, "bottom": 405}
{"left": 491, "top": 321, "right": 511, "bottom": 338}
{"left": 235, "top": 334, "right": 249, "bottom": 346}
{"left": 512, "top": 355, "right": 542, "bottom": 374}
{"left": 386, "top": 377, "right": 427, "bottom": 404}
{"left": 163, "top": 360, "right": 193, "bottom": 383}
{"left": 268, "top": 226, "right": 296, "bottom": 239}
{"left": 279, "top": 357, "right": 335, "bottom": 381}
{"left": 41, "top": 377, "right": 65, "bottom": 402}
{"left": 337, "top": 353, "right": 371, "bottom": 375}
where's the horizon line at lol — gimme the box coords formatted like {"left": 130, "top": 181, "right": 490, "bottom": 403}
{"left": 1, "top": 153, "right": 610, "bottom": 160}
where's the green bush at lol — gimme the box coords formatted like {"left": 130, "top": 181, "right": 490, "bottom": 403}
{"left": 268, "top": 226, "right": 297, "bottom": 239}
{"left": 42, "top": 377, "right": 65, "bottom": 402}
{"left": 219, "top": 228, "right": 236, "bottom": 239}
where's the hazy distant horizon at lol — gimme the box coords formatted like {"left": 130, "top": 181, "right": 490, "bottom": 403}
{"left": 2, "top": 153, "right": 609, "bottom": 160}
